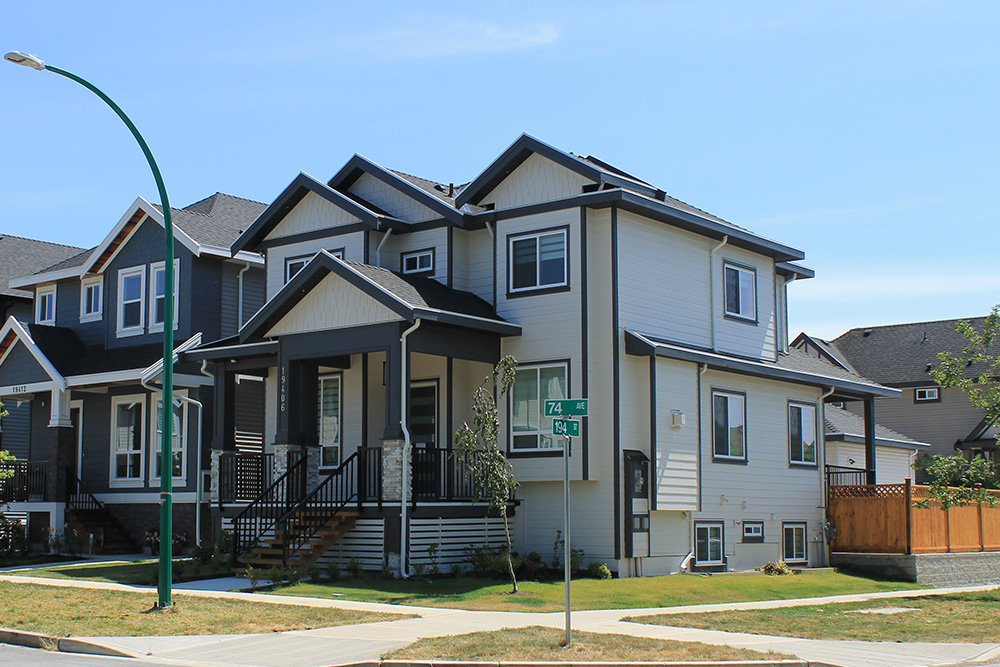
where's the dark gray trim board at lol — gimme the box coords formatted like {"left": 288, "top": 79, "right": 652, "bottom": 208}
{"left": 580, "top": 206, "right": 589, "bottom": 480}
{"left": 257, "top": 223, "right": 370, "bottom": 250}
{"left": 624, "top": 331, "right": 900, "bottom": 400}
{"left": 611, "top": 204, "right": 621, "bottom": 561}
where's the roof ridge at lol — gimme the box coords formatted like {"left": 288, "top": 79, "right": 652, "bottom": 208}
{"left": 212, "top": 192, "right": 268, "bottom": 206}
{"left": 0, "top": 234, "right": 86, "bottom": 251}
{"left": 836, "top": 316, "right": 988, "bottom": 338}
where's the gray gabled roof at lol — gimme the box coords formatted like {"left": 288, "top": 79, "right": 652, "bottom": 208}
{"left": 831, "top": 317, "right": 992, "bottom": 386}
{"left": 153, "top": 192, "right": 267, "bottom": 250}
{"left": 824, "top": 404, "right": 928, "bottom": 450}
{"left": 0, "top": 235, "right": 86, "bottom": 298}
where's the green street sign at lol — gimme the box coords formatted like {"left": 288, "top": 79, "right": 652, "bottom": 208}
{"left": 544, "top": 399, "right": 589, "bottom": 417}
{"left": 552, "top": 418, "right": 581, "bottom": 437}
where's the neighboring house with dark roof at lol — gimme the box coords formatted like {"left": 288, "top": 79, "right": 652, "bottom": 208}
{"left": 793, "top": 319, "right": 996, "bottom": 471}
{"left": 0, "top": 235, "right": 86, "bottom": 468}
{"left": 0, "top": 193, "right": 266, "bottom": 550}
{"left": 190, "top": 133, "right": 896, "bottom": 577}
{"left": 823, "top": 404, "right": 928, "bottom": 484}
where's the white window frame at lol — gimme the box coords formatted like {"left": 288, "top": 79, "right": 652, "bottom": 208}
{"left": 788, "top": 401, "right": 817, "bottom": 465}
{"left": 510, "top": 362, "right": 568, "bottom": 451}
{"left": 149, "top": 259, "right": 179, "bottom": 333}
{"left": 318, "top": 374, "right": 342, "bottom": 468}
{"left": 712, "top": 390, "right": 747, "bottom": 461}
{"left": 508, "top": 229, "right": 568, "bottom": 293}
{"left": 109, "top": 393, "right": 145, "bottom": 488}
{"left": 914, "top": 387, "right": 940, "bottom": 402}
{"left": 743, "top": 521, "right": 764, "bottom": 541}
{"left": 695, "top": 522, "right": 724, "bottom": 565}
{"left": 150, "top": 390, "right": 187, "bottom": 484}
{"left": 80, "top": 276, "right": 103, "bottom": 323}
{"left": 783, "top": 522, "right": 808, "bottom": 563}
{"left": 35, "top": 284, "right": 56, "bottom": 325}
{"left": 285, "top": 254, "right": 312, "bottom": 283}
{"left": 117, "top": 266, "right": 146, "bottom": 337}
{"left": 402, "top": 249, "right": 434, "bottom": 275}
{"left": 723, "top": 262, "right": 757, "bottom": 321}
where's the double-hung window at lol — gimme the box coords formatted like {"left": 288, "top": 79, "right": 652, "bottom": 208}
{"left": 402, "top": 249, "right": 434, "bottom": 275}
{"left": 509, "top": 230, "right": 567, "bottom": 293}
{"left": 150, "top": 260, "right": 179, "bottom": 331}
{"left": 788, "top": 402, "right": 817, "bottom": 465}
{"left": 723, "top": 262, "right": 756, "bottom": 321}
{"left": 318, "top": 374, "right": 341, "bottom": 468}
{"left": 36, "top": 285, "right": 56, "bottom": 325}
{"left": 712, "top": 390, "right": 746, "bottom": 460}
{"left": 152, "top": 395, "right": 186, "bottom": 481}
{"left": 511, "top": 363, "right": 567, "bottom": 450}
{"left": 783, "top": 522, "right": 807, "bottom": 563}
{"left": 80, "top": 276, "right": 103, "bottom": 322}
{"left": 117, "top": 267, "right": 145, "bottom": 336}
{"left": 110, "top": 395, "right": 144, "bottom": 486}
{"left": 695, "top": 522, "right": 724, "bottom": 565}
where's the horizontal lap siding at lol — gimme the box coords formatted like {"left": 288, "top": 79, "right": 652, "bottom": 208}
{"left": 713, "top": 246, "right": 777, "bottom": 361}
{"left": 265, "top": 231, "right": 365, "bottom": 299}
{"left": 380, "top": 228, "right": 448, "bottom": 283}
{"left": 654, "top": 358, "right": 700, "bottom": 510}
{"left": 480, "top": 154, "right": 590, "bottom": 210}
{"left": 349, "top": 173, "right": 437, "bottom": 223}
{"left": 827, "top": 441, "right": 917, "bottom": 484}
{"left": 617, "top": 212, "right": 711, "bottom": 348}
{"left": 0, "top": 401, "right": 31, "bottom": 459}
{"left": 465, "top": 229, "right": 493, "bottom": 302}
{"left": 266, "top": 274, "right": 403, "bottom": 337}
{"left": 514, "top": 479, "right": 615, "bottom": 563}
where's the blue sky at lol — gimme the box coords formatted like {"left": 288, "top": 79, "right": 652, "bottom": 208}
{"left": 2, "top": 1, "right": 997, "bottom": 340}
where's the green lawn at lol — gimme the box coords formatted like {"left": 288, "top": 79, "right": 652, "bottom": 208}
{"left": 0, "top": 581, "right": 407, "bottom": 637}
{"left": 269, "top": 570, "right": 925, "bottom": 612}
{"left": 7, "top": 558, "right": 228, "bottom": 586}
{"left": 628, "top": 591, "right": 1000, "bottom": 643}
{"left": 385, "top": 626, "right": 793, "bottom": 662}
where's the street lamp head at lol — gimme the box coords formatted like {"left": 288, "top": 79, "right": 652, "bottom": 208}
{"left": 4, "top": 52, "right": 46, "bottom": 71}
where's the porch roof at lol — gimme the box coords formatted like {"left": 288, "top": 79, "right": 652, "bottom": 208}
{"left": 240, "top": 251, "right": 520, "bottom": 341}
{"left": 624, "top": 330, "right": 900, "bottom": 400}
{"left": 824, "top": 404, "right": 929, "bottom": 450}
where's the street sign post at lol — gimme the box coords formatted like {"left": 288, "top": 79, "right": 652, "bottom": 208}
{"left": 552, "top": 418, "right": 581, "bottom": 438}
{"left": 544, "top": 399, "right": 589, "bottom": 417}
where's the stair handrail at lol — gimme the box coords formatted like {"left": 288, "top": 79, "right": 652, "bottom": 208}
{"left": 277, "top": 450, "right": 359, "bottom": 566}
{"left": 65, "top": 469, "right": 109, "bottom": 548}
{"left": 232, "top": 452, "right": 307, "bottom": 564}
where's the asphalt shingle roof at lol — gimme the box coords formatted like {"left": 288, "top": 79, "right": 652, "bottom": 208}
{"left": 29, "top": 323, "right": 187, "bottom": 377}
{"left": 153, "top": 192, "right": 267, "bottom": 249}
{"left": 0, "top": 235, "right": 86, "bottom": 298}
{"left": 831, "top": 317, "right": 992, "bottom": 385}
{"left": 824, "top": 404, "right": 926, "bottom": 447}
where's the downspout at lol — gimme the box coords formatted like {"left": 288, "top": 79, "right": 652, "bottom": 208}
{"left": 375, "top": 229, "right": 393, "bottom": 268}
{"left": 236, "top": 260, "right": 251, "bottom": 328}
{"left": 818, "top": 386, "right": 835, "bottom": 566}
{"left": 709, "top": 236, "right": 728, "bottom": 353}
{"left": 399, "top": 318, "right": 422, "bottom": 578}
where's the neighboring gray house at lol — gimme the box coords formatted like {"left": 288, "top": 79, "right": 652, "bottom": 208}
{"left": 192, "top": 133, "right": 898, "bottom": 577}
{"left": 0, "top": 193, "right": 266, "bottom": 550}
{"left": 823, "top": 404, "right": 927, "bottom": 484}
{"left": 794, "top": 319, "right": 996, "bottom": 471}
{"left": 0, "top": 235, "right": 86, "bottom": 460}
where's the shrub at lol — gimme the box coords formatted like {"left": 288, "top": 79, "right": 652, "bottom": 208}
{"left": 286, "top": 566, "right": 302, "bottom": 585}
{"left": 245, "top": 565, "right": 261, "bottom": 591}
{"left": 266, "top": 565, "right": 287, "bottom": 584}
{"left": 586, "top": 561, "right": 613, "bottom": 579}
{"left": 347, "top": 556, "right": 364, "bottom": 578}
{"left": 0, "top": 516, "right": 28, "bottom": 557}
{"left": 570, "top": 548, "right": 585, "bottom": 574}
{"left": 410, "top": 562, "right": 426, "bottom": 577}
{"left": 325, "top": 560, "right": 341, "bottom": 582}
{"left": 191, "top": 544, "right": 214, "bottom": 566}
{"left": 306, "top": 563, "right": 322, "bottom": 582}
{"left": 426, "top": 542, "right": 440, "bottom": 575}
{"left": 466, "top": 544, "right": 519, "bottom": 579}
{"left": 449, "top": 563, "right": 465, "bottom": 577}
{"left": 760, "top": 560, "right": 793, "bottom": 575}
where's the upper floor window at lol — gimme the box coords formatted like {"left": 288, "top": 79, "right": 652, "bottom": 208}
{"left": 724, "top": 262, "right": 756, "bottom": 321}
{"left": 150, "top": 260, "right": 179, "bottom": 332}
{"left": 788, "top": 402, "right": 817, "bottom": 465}
{"left": 80, "top": 276, "right": 103, "bottom": 322}
{"left": 36, "top": 285, "right": 55, "bottom": 325}
{"left": 511, "top": 362, "right": 567, "bottom": 450}
{"left": 712, "top": 390, "right": 746, "bottom": 461}
{"left": 285, "top": 254, "right": 311, "bottom": 283}
{"left": 509, "top": 229, "right": 567, "bottom": 293}
{"left": 914, "top": 387, "right": 940, "bottom": 403}
{"left": 402, "top": 249, "right": 434, "bottom": 275}
{"left": 117, "top": 266, "right": 146, "bottom": 336}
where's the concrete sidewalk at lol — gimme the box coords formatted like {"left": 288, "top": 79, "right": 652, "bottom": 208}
{"left": 1, "top": 569, "right": 998, "bottom": 667}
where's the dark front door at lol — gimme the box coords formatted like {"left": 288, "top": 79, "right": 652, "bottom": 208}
{"left": 410, "top": 382, "right": 439, "bottom": 500}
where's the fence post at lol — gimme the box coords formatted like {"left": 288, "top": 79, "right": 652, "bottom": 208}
{"left": 904, "top": 479, "right": 912, "bottom": 555}
{"left": 979, "top": 500, "right": 985, "bottom": 552}
{"left": 945, "top": 503, "right": 951, "bottom": 553}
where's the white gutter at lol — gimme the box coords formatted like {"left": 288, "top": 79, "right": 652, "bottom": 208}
{"left": 375, "top": 229, "right": 393, "bottom": 268}
{"left": 399, "top": 318, "right": 422, "bottom": 578}
{"left": 709, "top": 235, "right": 728, "bottom": 352}
{"left": 818, "top": 386, "right": 835, "bottom": 567}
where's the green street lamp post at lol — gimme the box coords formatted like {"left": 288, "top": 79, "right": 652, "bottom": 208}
{"left": 5, "top": 51, "right": 176, "bottom": 607}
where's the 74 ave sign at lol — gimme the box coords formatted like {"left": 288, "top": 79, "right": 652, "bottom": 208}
{"left": 544, "top": 399, "right": 589, "bottom": 417}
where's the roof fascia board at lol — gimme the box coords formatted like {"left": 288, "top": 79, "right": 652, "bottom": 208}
{"left": 455, "top": 134, "right": 604, "bottom": 208}
{"left": 141, "top": 332, "right": 203, "bottom": 384}
{"left": 84, "top": 197, "right": 202, "bottom": 275}
{"left": 184, "top": 339, "right": 279, "bottom": 361}
{"left": 66, "top": 369, "right": 143, "bottom": 387}
{"left": 791, "top": 333, "right": 853, "bottom": 372}
{"left": 0, "top": 379, "right": 57, "bottom": 396}
{"left": 328, "top": 155, "right": 464, "bottom": 226}
{"left": 231, "top": 172, "right": 382, "bottom": 255}
{"left": 0, "top": 317, "right": 67, "bottom": 390}
{"left": 411, "top": 307, "right": 521, "bottom": 336}
{"left": 9, "top": 266, "right": 87, "bottom": 289}
{"left": 828, "top": 433, "right": 929, "bottom": 449}
{"left": 625, "top": 330, "right": 899, "bottom": 398}
{"left": 776, "top": 261, "right": 815, "bottom": 279}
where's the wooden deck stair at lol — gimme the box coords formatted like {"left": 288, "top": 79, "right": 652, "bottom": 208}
{"left": 241, "top": 510, "right": 359, "bottom": 569}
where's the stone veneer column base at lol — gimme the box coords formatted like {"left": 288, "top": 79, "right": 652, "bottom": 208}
{"left": 271, "top": 444, "right": 321, "bottom": 491}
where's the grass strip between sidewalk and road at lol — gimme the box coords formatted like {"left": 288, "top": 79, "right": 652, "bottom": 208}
{"left": 8, "top": 559, "right": 228, "bottom": 586}
{"left": 268, "top": 570, "right": 924, "bottom": 612}
{"left": 627, "top": 590, "right": 1000, "bottom": 643}
{"left": 384, "top": 626, "right": 795, "bottom": 662}
{"left": 0, "top": 581, "right": 409, "bottom": 637}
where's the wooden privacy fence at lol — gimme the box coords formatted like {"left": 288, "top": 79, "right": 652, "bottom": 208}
{"left": 828, "top": 480, "right": 1000, "bottom": 554}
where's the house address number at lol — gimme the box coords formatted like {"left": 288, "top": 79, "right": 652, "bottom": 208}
{"left": 11, "top": 385, "right": 27, "bottom": 394}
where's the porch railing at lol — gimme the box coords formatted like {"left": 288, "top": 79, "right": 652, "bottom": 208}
{"left": 65, "top": 470, "right": 109, "bottom": 547}
{"left": 412, "top": 446, "right": 480, "bottom": 503}
{"left": 361, "top": 446, "right": 382, "bottom": 506}
{"left": 0, "top": 460, "right": 47, "bottom": 503}
{"left": 825, "top": 465, "right": 872, "bottom": 488}
{"left": 279, "top": 450, "right": 361, "bottom": 565}
{"left": 232, "top": 451, "right": 307, "bottom": 563}
{"left": 218, "top": 452, "right": 274, "bottom": 505}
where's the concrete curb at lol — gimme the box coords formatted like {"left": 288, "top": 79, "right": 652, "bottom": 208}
{"left": 0, "top": 627, "right": 138, "bottom": 658}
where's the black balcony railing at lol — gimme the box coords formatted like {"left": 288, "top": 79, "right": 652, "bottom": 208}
{"left": 412, "top": 446, "right": 481, "bottom": 503}
{"left": 825, "top": 464, "right": 873, "bottom": 488}
{"left": 0, "top": 460, "right": 47, "bottom": 503}
{"left": 218, "top": 452, "right": 274, "bottom": 505}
